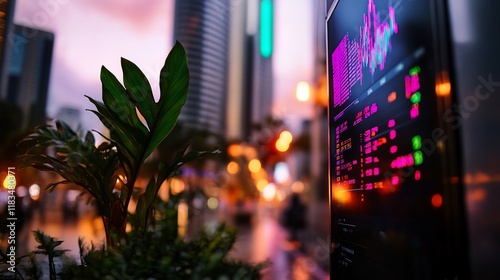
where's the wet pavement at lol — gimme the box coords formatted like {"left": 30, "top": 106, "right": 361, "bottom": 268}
{"left": 5, "top": 190, "right": 106, "bottom": 259}
{"left": 6, "top": 191, "right": 330, "bottom": 279}
{"left": 227, "top": 203, "right": 330, "bottom": 280}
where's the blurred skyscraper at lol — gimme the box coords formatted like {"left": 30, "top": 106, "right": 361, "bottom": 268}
{"left": 0, "top": 0, "right": 8, "bottom": 56}
{"left": 0, "top": 0, "right": 15, "bottom": 99}
{"left": 55, "top": 107, "right": 81, "bottom": 132}
{"left": 2, "top": 25, "right": 54, "bottom": 129}
{"left": 173, "top": 0, "right": 274, "bottom": 140}
{"left": 250, "top": 0, "right": 274, "bottom": 133}
{"left": 226, "top": 0, "right": 274, "bottom": 140}
{"left": 173, "top": 0, "right": 230, "bottom": 137}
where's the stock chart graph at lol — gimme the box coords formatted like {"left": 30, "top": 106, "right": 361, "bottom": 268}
{"left": 328, "top": 0, "right": 465, "bottom": 278}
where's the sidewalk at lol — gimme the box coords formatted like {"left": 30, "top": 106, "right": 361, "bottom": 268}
{"left": 228, "top": 204, "right": 330, "bottom": 280}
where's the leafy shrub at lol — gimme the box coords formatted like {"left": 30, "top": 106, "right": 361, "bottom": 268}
{"left": 60, "top": 222, "right": 264, "bottom": 280}
{"left": 12, "top": 42, "right": 265, "bottom": 279}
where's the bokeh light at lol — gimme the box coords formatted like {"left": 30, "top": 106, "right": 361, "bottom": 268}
{"left": 291, "top": 181, "right": 305, "bottom": 193}
{"left": 262, "top": 183, "right": 277, "bottom": 201}
{"left": 29, "top": 184, "right": 40, "bottom": 200}
{"left": 296, "top": 81, "right": 311, "bottom": 102}
{"left": 432, "top": 194, "right": 443, "bottom": 208}
{"left": 227, "top": 161, "right": 239, "bottom": 174}
{"left": 248, "top": 159, "right": 262, "bottom": 173}
{"left": 332, "top": 184, "right": 352, "bottom": 204}
{"left": 207, "top": 197, "right": 219, "bottom": 209}
{"left": 274, "top": 162, "right": 290, "bottom": 184}
{"left": 3, "top": 174, "right": 15, "bottom": 189}
{"left": 170, "top": 178, "right": 185, "bottom": 195}
{"left": 279, "top": 130, "right": 293, "bottom": 143}
{"left": 256, "top": 179, "right": 269, "bottom": 192}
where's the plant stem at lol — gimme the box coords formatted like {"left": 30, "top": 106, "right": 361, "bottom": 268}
{"left": 49, "top": 255, "right": 55, "bottom": 280}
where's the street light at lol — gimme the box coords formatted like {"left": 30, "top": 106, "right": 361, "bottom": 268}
{"left": 275, "top": 130, "right": 293, "bottom": 152}
{"left": 296, "top": 81, "right": 311, "bottom": 102}
{"left": 227, "top": 161, "right": 239, "bottom": 174}
{"left": 248, "top": 159, "right": 262, "bottom": 173}
{"left": 3, "top": 173, "right": 15, "bottom": 189}
{"left": 262, "top": 183, "right": 277, "bottom": 201}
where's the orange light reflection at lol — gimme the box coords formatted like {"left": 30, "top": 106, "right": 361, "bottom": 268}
{"left": 332, "top": 184, "right": 352, "bottom": 204}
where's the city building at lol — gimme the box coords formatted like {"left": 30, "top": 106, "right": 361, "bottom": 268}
{"left": 2, "top": 24, "right": 54, "bottom": 129}
{"left": 173, "top": 0, "right": 274, "bottom": 141}
{"left": 227, "top": 0, "right": 274, "bottom": 141}
{"left": 172, "top": 0, "right": 231, "bottom": 137}
{"left": 55, "top": 106, "right": 81, "bottom": 132}
{"left": 0, "top": 0, "right": 15, "bottom": 99}
{"left": 249, "top": 0, "right": 274, "bottom": 132}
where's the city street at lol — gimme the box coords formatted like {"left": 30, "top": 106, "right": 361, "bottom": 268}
{"left": 227, "top": 204, "right": 330, "bottom": 280}
{"left": 11, "top": 191, "right": 330, "bottom": 279}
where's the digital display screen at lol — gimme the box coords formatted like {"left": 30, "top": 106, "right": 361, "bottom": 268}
{"left": 327, "top": 0, "right": 465, "bottom": 278}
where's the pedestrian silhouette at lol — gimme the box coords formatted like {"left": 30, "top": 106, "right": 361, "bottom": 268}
{"left": 280, "top": 193, "right": 307, "bottom": 242}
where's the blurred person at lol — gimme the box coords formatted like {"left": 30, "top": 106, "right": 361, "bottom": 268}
{"left": 234, "top": 198, "right": 253, "bottom": 225}
{"left": 280, "top": 193, "right": 307, "bottom": 244}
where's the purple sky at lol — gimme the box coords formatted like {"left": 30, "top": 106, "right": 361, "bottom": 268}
{"left": 14, "top": 0, "right": 315, "bottom": 134}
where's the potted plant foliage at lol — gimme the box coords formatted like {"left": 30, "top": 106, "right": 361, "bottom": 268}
{"left": 3, "top": 42, "right": 264, "bottom": 279}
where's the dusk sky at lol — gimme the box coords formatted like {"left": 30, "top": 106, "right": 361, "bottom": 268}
{"left": 14, "top": 0, "right": 316, "bottom": 134}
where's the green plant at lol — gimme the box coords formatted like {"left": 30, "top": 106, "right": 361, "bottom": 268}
{"left": 19, "top": 42, "right": 218, "bottom": 248}
{"left": 17, "top": 41, "right": 265, "bottom": 279}
{"left": 31, "top": 230, "right": 69, "bottom": 280}
{"left": 59, "top": 220, "right": 265, "bottom": 280}
{"left": 0, "top": 248, "right": 26, "bottom": 280}
{"left": 27, "top": 253, "right": 42, "bottom": 280}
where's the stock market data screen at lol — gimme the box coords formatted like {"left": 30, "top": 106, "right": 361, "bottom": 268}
{"left": 327, "top": 0, "right": 465, "bottom": 278}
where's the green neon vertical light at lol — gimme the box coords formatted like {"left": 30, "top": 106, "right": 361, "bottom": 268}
{"left": 260, "top": 0, "right": 273, "bottom": 58}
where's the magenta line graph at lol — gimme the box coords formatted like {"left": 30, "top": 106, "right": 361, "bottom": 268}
{"left": 332, "top": 0, "right": 399, "bottom": 108}
{"left": 360, "top": 0, "right": 399, "bottom": 75}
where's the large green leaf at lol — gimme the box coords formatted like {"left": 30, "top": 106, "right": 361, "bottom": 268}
{"left": 86, "top": 42, "right": 189, "bottom": 187}
{"left": 18, "top": 42, "right": 223, "bottom": 248}
{"left": 18, "top": 120, "right": 119, "bottom": 218}
{"left": 135, "top": 176, "right": 157, "bottom": 231}
{"left": 101, "top": 66, "right": 148, "bottom": 137}
{"left": 86, "top": 97, "right": 137, "bottom": 166}
{"left": 121, "top": 58, "right": 157, "bottom": 129}
{"left": 146, "top": 41, "right": 189, "bottom": 157}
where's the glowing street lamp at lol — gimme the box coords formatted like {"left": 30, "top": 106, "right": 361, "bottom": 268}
{"left": 262, "top": 183, "right": 277, "bottom": 201}
{"left": 227, "top": 161, "right": 239, "bottom": 174}
{"left": 296, "top": 81, "right": 311, "bottom": 102}
{"left": 275, "top": 130, "right": 293, "bottom": 152}
{"left": 248, "top": 159, "right": 262, "bottom": 173}
{"left": 3, "top": 174, "right": 15, "bottom": 189}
